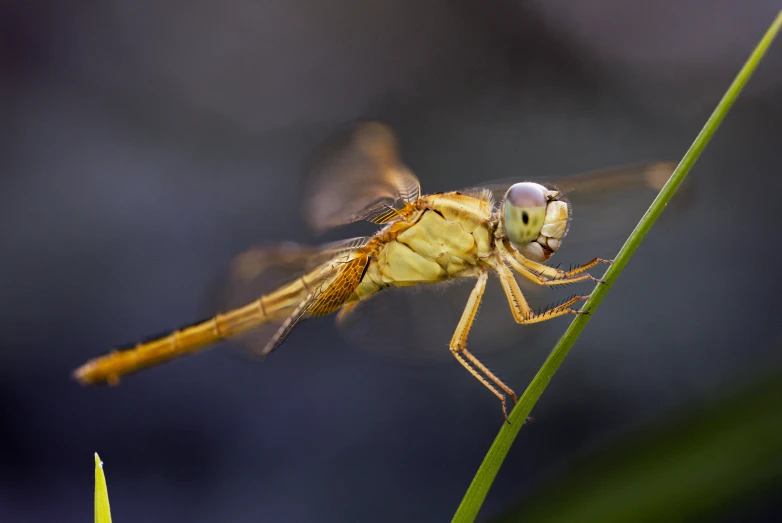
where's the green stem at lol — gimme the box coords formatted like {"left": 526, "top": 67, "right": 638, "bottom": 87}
{"left": 452, "top": 10, "right": 782, "bottom": 523}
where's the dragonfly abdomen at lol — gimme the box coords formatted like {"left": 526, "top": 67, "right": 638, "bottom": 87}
{"left": 73, "top": 260, "right": 354, "bottom": 385}
{"left": 72, "top": 299, "right": 275, "bottom": 386}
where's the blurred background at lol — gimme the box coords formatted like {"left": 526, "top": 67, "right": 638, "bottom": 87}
{"left": 2, "top": 1, "right": 782, "bottom": 521}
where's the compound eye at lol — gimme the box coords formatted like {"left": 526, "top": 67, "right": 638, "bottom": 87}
{"left": 502, "top": 183, "right": 547, "bottom": 246}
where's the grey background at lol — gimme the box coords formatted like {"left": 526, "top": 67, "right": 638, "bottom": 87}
{"left": 2, "top": 1, "right": 782, "bottom": 521}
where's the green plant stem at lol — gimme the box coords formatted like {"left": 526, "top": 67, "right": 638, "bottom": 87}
{"left": 452, "top": 10, "right": 782, "bottom": 523}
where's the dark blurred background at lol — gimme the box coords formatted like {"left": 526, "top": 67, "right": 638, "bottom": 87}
{"left": 2, "top": 1, "right": 782, "bottom": 522}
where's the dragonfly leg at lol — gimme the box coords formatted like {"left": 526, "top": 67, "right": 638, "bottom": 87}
{"left": 500, "top": 240, "right": 611, "bottom": 286}
{"left": 496, "top": 261, "right": 590, "bottom": 324}
{"left": 450, "top": 270, "right": 517, "bottom": 423}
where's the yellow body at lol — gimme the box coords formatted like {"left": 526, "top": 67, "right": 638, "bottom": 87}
{"left": 74, "top": 191, "right": 499, "bottom": 386}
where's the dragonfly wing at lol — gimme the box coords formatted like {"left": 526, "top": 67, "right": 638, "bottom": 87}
{"left": 206, "top": 237, "right": 372, "bottom": 358}
{"left": 260, "top": 254, "right": 371, "bottom": 357}
{"left": 303, "top": 121, "right": 421, "bottom": 233}
{"left": 460, "top": 162, "right": 677, "bottom": 204}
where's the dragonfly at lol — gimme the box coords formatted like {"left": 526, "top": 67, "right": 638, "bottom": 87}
{"left": 74, "top": 122, "right": 673, "bottom": 422}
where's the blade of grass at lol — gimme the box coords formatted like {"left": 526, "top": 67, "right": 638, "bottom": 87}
{"left": 95, "top": 453, "right": 113, "bottom": 523}
{"left": 453, "top": 10, "right": 782, "bottom": 523}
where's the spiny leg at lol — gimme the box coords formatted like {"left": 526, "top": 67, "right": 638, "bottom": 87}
{"left": 499, "top": 241, "right": 599, "bottom": 287}
{"left": 450, "top": 271, "right": 517, "bottom": 423}
{"left": 519, "top": 295, "right": 590, "bottom": 325}
{"left": 452, "top": 352, "right": 512, "bottom": 422}
{"left": 501, "top": 239, "right": 611, "bottom": 283}
{"left": 462, "top": 350, "right": 517, "bottom": 404}
{"left": 495, "top": 261, "right": 590, "bottom": 324}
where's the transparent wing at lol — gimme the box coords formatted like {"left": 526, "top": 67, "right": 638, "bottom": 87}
{"left": 205, "top": 237, "right": 372, "bottom": 358}
{"left": 460, "top": 162, "right": 676, "bottom": 204}
{"left": 302, "top": 121, "right": 421, "bottom": 233}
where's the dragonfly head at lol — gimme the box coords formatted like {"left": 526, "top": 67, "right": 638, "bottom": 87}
{"left": 500, "top": 182, "right": 570, "bottom": 261}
